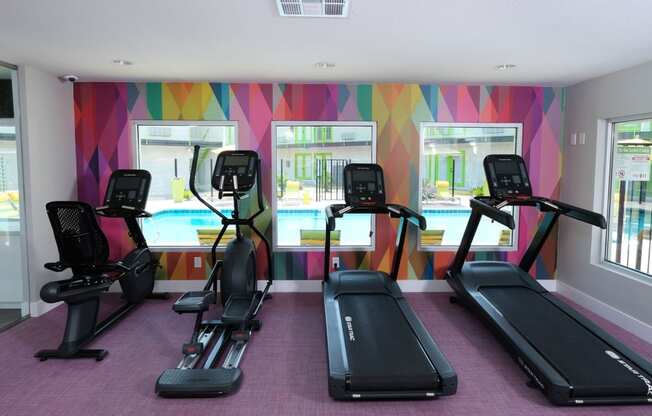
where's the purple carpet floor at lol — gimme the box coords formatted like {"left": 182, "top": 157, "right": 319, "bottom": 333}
{"left": 1, "top": 292, "right": 651, "bottom": 416}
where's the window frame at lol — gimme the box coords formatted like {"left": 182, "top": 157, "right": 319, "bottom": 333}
{"left": 602, "top": 113, "right": 652, "bottom": 280}
{"left": 271, "top": 121, "right": 377, "bottom": 252}
{"left": 417, "top": 122, "right": 523, "bottom": 252}
{"left": 131, "top": 120, "right": 239, "bottom": 252}
{"left": 0, "top": 62, "right": 31, "bottom": 316}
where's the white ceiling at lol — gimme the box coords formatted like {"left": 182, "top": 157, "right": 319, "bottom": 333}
{"left": 1, "top": 0, "right": 652, "bottom": 86}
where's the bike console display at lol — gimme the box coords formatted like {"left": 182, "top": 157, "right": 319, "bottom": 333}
{"left": 344, "top": 163, "right": 385, "bottom": 206}
{"left": 212, "top": 151, "right": 258, "bottom": 192}
{"left": 104, "top": 170, "right": 151, "bottom": 210}
{"left": 484, "top": 154, "right": 532, "bottom": 199}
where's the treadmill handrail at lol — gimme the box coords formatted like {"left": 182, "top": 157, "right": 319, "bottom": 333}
{"left": 451, "top": 195, "right": 606, "bottom": 275}
{"left": 543, "top": 198, "right": 606, "bottom": 229}
{"left": 325, "top": 203, "right": 426, "bottom": 230}
{"left": 470, "top": 198, "right": 515, "bottom": 230}
{"left": 324, "top": 202, "right": 425, "bottom": 281}
{"left": 474, "top": 196, "right": 606, "bottom": 229}
{"left": 390, "top": 204, "right": 427, "bottom": 230}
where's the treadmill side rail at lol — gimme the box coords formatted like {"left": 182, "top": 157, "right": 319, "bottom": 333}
{"left": 452, "top": 273, "right": 571, "bottom": 403}
{"left": 395, "top": 297, "right": 457, "bottom": 396}
{"left": 544, "top": 293, "right": 652, "bottom": 382}
{"left": 323, "top": 272, "right": 457, "bottom": 400}
{"left": 448, "top": 267, "right": 652, "bottom": 405}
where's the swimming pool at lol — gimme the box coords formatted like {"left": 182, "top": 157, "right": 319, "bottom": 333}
{"left": 142, "top": 208, "right": 511, "bottom": 247}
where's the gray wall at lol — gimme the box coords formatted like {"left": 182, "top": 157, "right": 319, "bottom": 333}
{"left": 19, "top": 66, "right": 76, "bottom": 309}
{"left": 560, "top": 60, "right": 652, "bottom": 327}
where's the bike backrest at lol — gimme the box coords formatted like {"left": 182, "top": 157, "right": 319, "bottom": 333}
{"left": 46, "top": 201, "right": 110, "bottom": 268}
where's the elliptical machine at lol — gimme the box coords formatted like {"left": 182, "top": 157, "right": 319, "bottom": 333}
{"left": 35, "top": 170, "right": 167, "bottom": 361}
{"left": 155, "top": 146, "right": 273, "bottom": 398}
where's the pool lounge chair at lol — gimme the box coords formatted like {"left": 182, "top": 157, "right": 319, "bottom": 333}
{"left": 421, "top": 229, "right": 444, "bottom": 246}
{"left": 300, "top": 229, "right": 340, "bottom": 246}
{"left": 196, "top": 228, "right": 236, "bottom": 246}
{"left": 498, "top": 229, "right": 511, "bottom": 246}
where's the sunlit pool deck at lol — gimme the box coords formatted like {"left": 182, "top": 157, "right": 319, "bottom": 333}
{"left": 142, "top": 195, "right": 509, "bottom": 248}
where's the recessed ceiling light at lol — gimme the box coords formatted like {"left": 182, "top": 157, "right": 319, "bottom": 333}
{"left": 113, "top": 59, "right": 133, "bottom": 66}
{"left": 315, "top": 62, "right": 336, "bottom": 69}
{"left": 495, "top": 64, "right": 516, "bottom": 71}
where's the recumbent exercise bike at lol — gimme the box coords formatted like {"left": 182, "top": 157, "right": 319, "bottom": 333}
{"left": 35, "top": 169, "right": 167, "bottom": 361}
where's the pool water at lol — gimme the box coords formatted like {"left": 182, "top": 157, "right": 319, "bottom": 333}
{"left": 142, "top": 208, "right": 510, "bottom": 247}
{"left": 425, "top": 210, "right": 511, "bottom": 246}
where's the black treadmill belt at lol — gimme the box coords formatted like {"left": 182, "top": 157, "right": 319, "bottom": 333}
{"left": 481, "top": 286, "right": 648, "bottom": 397}
{"left": 338, "top": 294, "right": 438, "bottom": 391}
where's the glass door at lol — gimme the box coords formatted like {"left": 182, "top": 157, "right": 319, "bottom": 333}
{"left": 0, "top": 63, "right": 28, "bottom": 330}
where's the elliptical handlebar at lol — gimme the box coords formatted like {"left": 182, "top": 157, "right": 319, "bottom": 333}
{"left": 252, "top": 159, "right": 266, "bottom": 220}
{"left": 189, "top": 145, "right": 273, "bottom": 286}
{"left": 190, "top": 145, "right": 228, "bottom": 221}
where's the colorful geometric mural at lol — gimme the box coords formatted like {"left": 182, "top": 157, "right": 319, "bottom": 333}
{"left": 74, "top": 83, "right": 564, "bottom": 281}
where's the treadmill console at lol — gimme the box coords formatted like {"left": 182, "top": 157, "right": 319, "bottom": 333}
{"left": 212, "top": 150, "right": 258, "bottom": 192}
{"left": 484, "top": 154, "right": 532, "bottom": 198}
{"left": 344, "top": 163, "right": 385, "bottom": 206}
{"left": 104, "top": 170, "right": 151, "bottom": 209}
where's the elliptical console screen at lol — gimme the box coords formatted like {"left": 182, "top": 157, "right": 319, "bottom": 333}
{"left": 104, "top": 170, "right": 151, "bottom": 209}
{"left": 484, "top": 154, "right": 532, "bottom": 198}
{"left": 344, "top": 163, "right": 385, "bottom": 206}
{"left": 212, "top": 150, "right": 258, "bottom": 192}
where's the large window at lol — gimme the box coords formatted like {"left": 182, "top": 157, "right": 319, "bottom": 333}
{"left": 135, "top": 122, "right": 237, "bottom": 247}
{"left": 605, "top": 117, "right": 652, "bottom": 277}
{"left": 0, "top": 124, "right": 20, "bottom": 233}
{"left": 419, "top": 123, "right": 521, "bottom": 250}
{"left": 272, "top": 122, "right": 376, "bottom": 249}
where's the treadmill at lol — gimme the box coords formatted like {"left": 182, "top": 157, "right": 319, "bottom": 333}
{"left": 447, "top": 154, "right": 652, "bottom": 405}
{"left": 323, "top": 163, "right": 457, "bottom": 400}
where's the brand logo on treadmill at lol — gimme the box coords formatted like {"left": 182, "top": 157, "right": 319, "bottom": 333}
{"left": 517, "top": 357, "right": 544, "bottom": 389}
{"left": 604, "top": 350, "right": 652, "bottom": 396}
{"left": 344, "top": 316, "right": 355, "bottom": 342}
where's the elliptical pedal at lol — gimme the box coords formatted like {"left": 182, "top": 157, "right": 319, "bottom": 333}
{"left": 231, "top": 330, "right": 250, "bottom": 342}
{"left": 182, "top": 342, "right": 204, "bottom": 356}
{"left": 156, "top": 368, "right": 243, "bottom": 398}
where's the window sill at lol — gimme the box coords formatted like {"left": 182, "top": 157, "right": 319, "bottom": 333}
{"left": 593, "top": 260, "right": 652, "bottom": 289}
{"left": 149, "top": 245, "right": 226, "bottom": 253}
{"left": 418, "top": 244, "right": 518, "bottom": 252}
{"left": 274, "top": 245, "right": 374, "bottom": 253}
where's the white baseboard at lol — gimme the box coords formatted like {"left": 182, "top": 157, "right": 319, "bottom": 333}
{"left": 29, "top": 300, "right": 61, "bottom": 317}
{"left": 154, "top": 279, "right": 454, "bottom": 293}
{"left": 154, "top": 279, "right": 558, "bottom": 293}
{"left": 540, "top": 280, "right": 557, "bottom": 291}
{"left": 27, "top": 278, "right": 558, "bottom": 316}
{"left": 153, "top": 280, "right": 208, "bottom": 293}
{"left": 557, "top": 281, "right": 652, "bottom": 344}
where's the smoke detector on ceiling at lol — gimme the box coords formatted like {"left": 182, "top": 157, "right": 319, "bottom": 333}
{"left": 277, "top": 0, "right": 349, "bottom": 18}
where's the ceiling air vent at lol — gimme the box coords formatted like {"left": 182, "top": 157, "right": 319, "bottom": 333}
{"left": 276, "top": 0, "right": 350, "bottom": 18}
